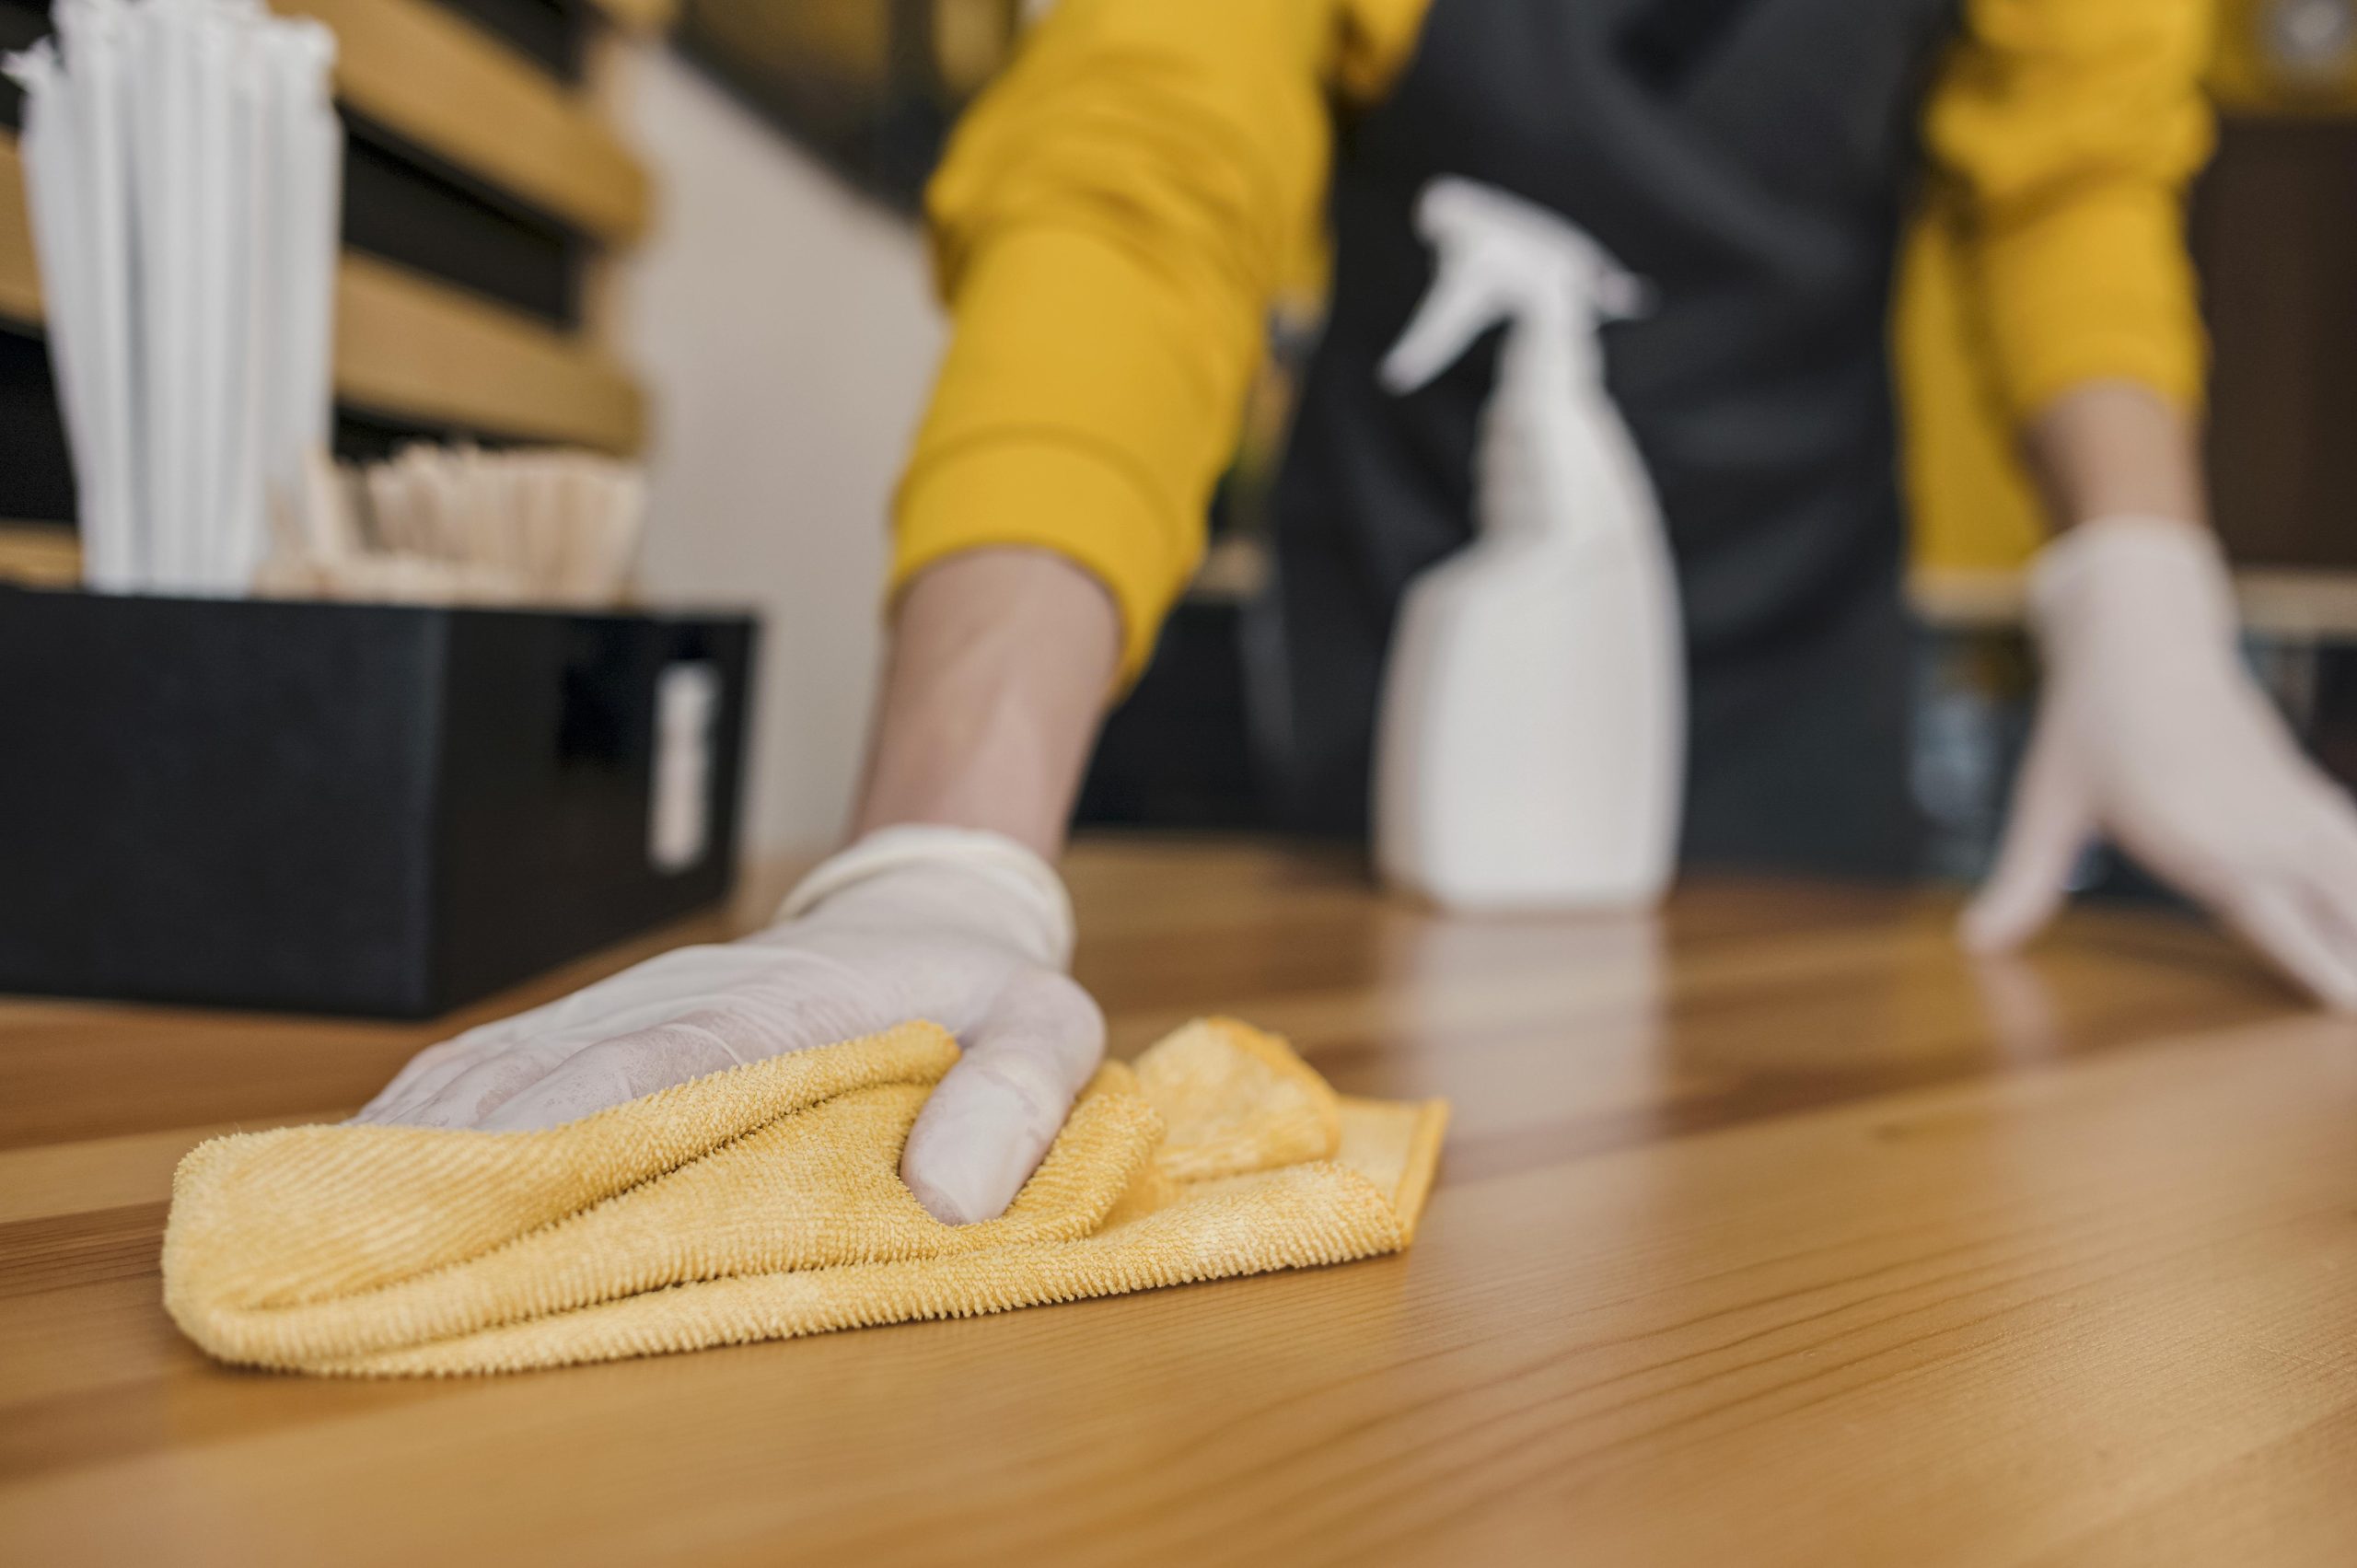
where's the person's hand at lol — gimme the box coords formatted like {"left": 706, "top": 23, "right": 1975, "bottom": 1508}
{"left": 353, "top": 826, "right": 1106, "bottom": 1222}
{"left": 1962, "top": 516, "right": 2357, "bottom": 1008}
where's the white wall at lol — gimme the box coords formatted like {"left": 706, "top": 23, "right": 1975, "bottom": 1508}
{"left": 616, "top": 46, "right": 945, "bottom": 859}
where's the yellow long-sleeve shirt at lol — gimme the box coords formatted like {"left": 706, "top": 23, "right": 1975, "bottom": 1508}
{"left": 894, "top": 0, "right": 2215, "bottom": 679}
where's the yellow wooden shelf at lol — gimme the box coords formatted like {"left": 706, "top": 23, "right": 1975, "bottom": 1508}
{"left": 0, "top": 140, "right": 36, "bottom": 329}
{"left": 2, "top": 0, "right": 652, "bottom": 250}
{"left": 273, "top": 0, "right": 649, "bottom": 244}
{"left": 334, "top": 252, "right": 644, "bottom": 453}
{"left": 0, "top": 521, "right": 80, "bottom": 585}
{"left": 1, "top": 134, "right": 644, "bottom": 456}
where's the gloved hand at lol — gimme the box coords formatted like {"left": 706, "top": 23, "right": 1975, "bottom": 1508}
{"left": 1962, "top": 516, "right": 2357, "bottom": 1009}
{"left": 353, "top": 825, "right": 1107, "bottom": 1223}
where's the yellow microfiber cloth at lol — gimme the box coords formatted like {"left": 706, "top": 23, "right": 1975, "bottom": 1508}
{"left": 162, "top": 1018, "right": 1447, "bottom": 1376}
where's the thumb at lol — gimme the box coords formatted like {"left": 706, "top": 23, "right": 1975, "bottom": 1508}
{"left": 901, "top": 971, "right": 1106, "bottom": 1225}
{"left": 1962, "top": 731, "right": 2092, "bottom": 955}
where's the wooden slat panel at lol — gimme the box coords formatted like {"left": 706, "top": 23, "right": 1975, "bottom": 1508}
{"left": 0, "top": 135, "right": 642, "bottom": 454}
{"left": 334, "top": 251, "right": 643, "bottom": 452}
{"left": 274, "top": 0, "right": 649, "bottom": 244}
{"left": 0, "top": 520, "right": 77, "bottom": 586}
{"left": 0, "top": 134, "right": 37, "bottom": 327}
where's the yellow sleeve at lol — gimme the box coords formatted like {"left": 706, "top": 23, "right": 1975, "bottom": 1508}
{"left": 893, "top": 0, "right": 1346, "bottom": 681}
{"left": 1924, "top": 0, "right": 2214, "bottom": 420}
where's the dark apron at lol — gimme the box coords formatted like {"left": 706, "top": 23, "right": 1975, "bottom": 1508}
{"left": 1255, "top": 0, "right": 1957, "bottom": 877}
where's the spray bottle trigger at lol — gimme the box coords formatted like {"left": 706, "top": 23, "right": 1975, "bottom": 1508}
{"left": 1377, "top": 267, "right": 1512, "bottom": 397}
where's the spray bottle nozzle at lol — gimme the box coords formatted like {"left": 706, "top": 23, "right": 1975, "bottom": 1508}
{"left": 1378, "top": 177, "right": 1649, "bottom": 397}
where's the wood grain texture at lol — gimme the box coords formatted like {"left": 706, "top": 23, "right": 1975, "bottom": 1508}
{"left": 273, "top": 0, "right": 649, "bottom": 244}
{"left": 0, "top": 135, "right": 36, "bottom": 328}
{"left": 2, "top": 838, "right": 2353, "bottom": 1566}
{"left": 0, "top": 521, "right": 80, "bottom": 587}
{"left": 333, "top": 252, "right": 644, "bottom": 452}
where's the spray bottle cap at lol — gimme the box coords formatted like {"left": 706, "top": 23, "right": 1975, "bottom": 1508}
{"left": 1379, "top": 177, "right": 1649, "bottom": 397}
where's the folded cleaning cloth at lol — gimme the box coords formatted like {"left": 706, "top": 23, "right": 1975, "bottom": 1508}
{"left": 163, "top": 1018, "right": 1447, "bottom": 1376}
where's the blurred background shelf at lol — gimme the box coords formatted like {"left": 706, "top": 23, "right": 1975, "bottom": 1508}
{"left": 281, "top": 0, "right": 648, "bottom": 244}
{"left": 334, "top": 251, "right": 644, "bottom": 450}
{"left": 0, "top": 124, "right": 29, "bottom": 325}
{"left": 0, "top": 0, "right": 657, "bottom": 530}
{"left": 3, "top": 0, "right": 2354, "bottom": 866}
{"left": 0, "top": 132, "right": 644, "bottom": 453}
{"left": 0, "top": 518, "right": 75, "bottom": 587}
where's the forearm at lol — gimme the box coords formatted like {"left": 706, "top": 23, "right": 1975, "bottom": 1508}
{"left": 2021, "top": 378, "right": 2208, "bottom": 532}
{"left": 850, "top": 549, "right": 1122, "bottom": 859}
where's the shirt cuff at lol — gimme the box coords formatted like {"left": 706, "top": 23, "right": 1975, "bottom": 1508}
{"left": 892, "top": 436, "right": 1201, "bottom": 685}
{"left": 1977, "top": 182, "right": 2209, "bottom": 421}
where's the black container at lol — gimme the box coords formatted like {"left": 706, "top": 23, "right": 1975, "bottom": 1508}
{"left": 0, "top": 587, "right": 759, "bottom": 1016}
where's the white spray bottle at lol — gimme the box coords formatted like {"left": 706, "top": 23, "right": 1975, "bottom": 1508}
{"left": 1373, "top": 177, "right": 1684, "bottom": 909}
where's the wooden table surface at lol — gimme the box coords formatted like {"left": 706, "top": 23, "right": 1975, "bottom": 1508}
{"left": 5, "top": 837, "right": 2355, "bottom": 1565}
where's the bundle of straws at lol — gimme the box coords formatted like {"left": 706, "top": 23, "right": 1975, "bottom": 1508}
{"left": 6, "top": 0, "right": 343, "bottom": 598}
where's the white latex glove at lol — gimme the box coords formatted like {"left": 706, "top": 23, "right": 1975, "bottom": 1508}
{"left": 354, "top": 826, "right": 1106, "bottom": 1223}
{"left": 1962, "top": 516, "right": 2357, "bottom": 1009}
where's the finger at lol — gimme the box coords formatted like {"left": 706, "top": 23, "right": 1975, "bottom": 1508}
{"left": 353, "top": 1047, "right": 459, "bottom": 1121}
{"left": 366, "top": 951, "right": 844, "bottom": 1128}
{"left": 2295, "top": 821, "right": 2357, "bottom": 969}
{"left": 351, "top": 993, "right": 583, "bottom": 1123}
{"left": 2223, "top": 883, "right": 2357, "bottom": 1012}
{"left": 354, "top": 1016, "right": 545, "bottom": 1124}
{"left": 357, "top": 1057, "right": 498, "bottom": 1126}
{"left": 901, "top": 971, "right": 1106, "bottom": 1225}
{"left": 353, "top": 1033, "right": 507, "bottom": 1123}
{"left": 2277, "top": 795, "right": 2357, "bottom": 1005}
{"left": 2302, "top": 783, "right": 2357, "bottom": 892}
{"left": 1960, "top": 733, "right": 2092, "bottom": 955}
{"left": 377, "top": 1033, "right": 589, "bottom": 1130}
{"left": 469, "top": 1012, "right": 759, "bottom": 1132}
{"left": 2302, "top": 875, "right": 2357, "bottom": 997}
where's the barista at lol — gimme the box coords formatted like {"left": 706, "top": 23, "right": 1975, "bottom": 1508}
{"left": 359, "top": 1, "right": 2357, "bottom": 1225}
